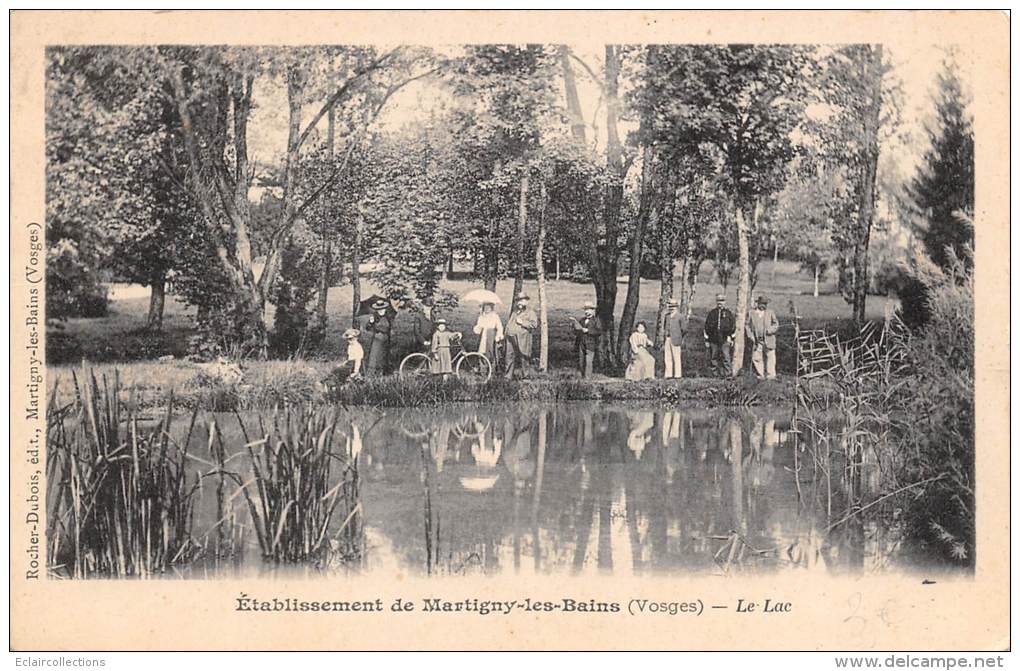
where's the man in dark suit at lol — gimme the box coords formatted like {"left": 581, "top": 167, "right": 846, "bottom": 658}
{"left": 703, "top": 293, "right": 736, "bottom": 377}
{"left": 573, "top": 302, "right": 602, "bottom": 378}
{"left": 410, "top": 296, "right": 435, "bottom": 354}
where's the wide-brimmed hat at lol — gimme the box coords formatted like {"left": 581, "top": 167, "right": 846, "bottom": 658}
{"left": 715, "top": 293, "right": 726, "bottom": 302}
{"left": 434, "top": 318, "right": 448, "bottom": 325}
{"left": 667, "top": 299, "right": 679, "bottom": 308}
{"left": 371, "top": 299, "right": 389, "bottom": 310}
{"left": 583, "top": 301, "right": 596, "bottom": 310}
{"left": 756, "top": 295, "right": 769, "bottom": 305}
{"left": 342, "top": 328, "right": 361, "bottom": 339}
{"left": 517, "top": 294, "right": 530, "bottom": 302}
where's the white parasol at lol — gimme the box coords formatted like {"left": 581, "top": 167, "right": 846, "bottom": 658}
{"left": 461, "top": 288, "right": 503, "bottom": 305}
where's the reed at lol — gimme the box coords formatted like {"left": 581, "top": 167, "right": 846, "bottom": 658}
{"left": 46, "top": 371, "right": 201, "bottom": 578}
{"left": 234, "top": 407, "right": 361, "bottom": 563}
{"left": 794, "top": 316, "right": 918, "bottom": 547}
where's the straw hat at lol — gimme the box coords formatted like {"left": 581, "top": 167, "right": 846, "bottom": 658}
{"left": 371, "top": 299, "right": 389, "bottom": 310}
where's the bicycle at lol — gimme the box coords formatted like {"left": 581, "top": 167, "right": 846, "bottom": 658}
{"left": 398, "top": 333, "right": 494, "bottom": 382}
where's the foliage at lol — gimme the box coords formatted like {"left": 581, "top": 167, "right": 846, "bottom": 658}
{"left": 895, "top": 249, "right": 974, "bottom": 562}
{"left": 771, "top": 165, "right": 840, "bottom": 284}
{"left": 795, "top": 245, "right": 974, "bottom": 565}
{"left": 235, "top": 407, "right": 361, "bottom": 563}
{"left": 269, "top": 219, "right": 321, "bottom": 356}
{"left": 909, "top": 55, "right": 975, "bottom": 271}
{"left": 360, "top": 124, "right": 460, "bottom": 303}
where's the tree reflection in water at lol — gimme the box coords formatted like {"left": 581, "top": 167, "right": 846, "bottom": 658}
{"left": 346, "top": 403, "right": 907, "bottom": 577}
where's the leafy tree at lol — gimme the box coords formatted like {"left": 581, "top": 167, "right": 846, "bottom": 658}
{"left": 812, "top": 44, "right": 898, "bottom": 325}
{"left": 640, "top": 44, "right": 813, "bottom": 375}
{"left": 772, "top": 167, "right": 841, "bottom": 296}
{"left": 557, "top": 45, "right": 636, "bottom": 366}
{"left": 910, "top": 55, "right": 974, "bottom": 271}
{"left": 160, "top": 45, "right": 434, "bottom": 354}
{"left": 45, "top": 47, "right": 166, "bottom": 320}
{"left": 360, "top": 125, "right": 457, "bottom": 304}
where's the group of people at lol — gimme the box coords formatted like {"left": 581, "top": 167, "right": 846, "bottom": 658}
{"left": 333, "top": 290, "right": 780, "bottom": 383}
{"left": 621, "top": 293, "right": 779, "bottom": 381}
{"left": 334, "top": 294, "right": 540, "bottom": 381}
{"left": 468, "top": 296, "right": 541, "bottom": 378}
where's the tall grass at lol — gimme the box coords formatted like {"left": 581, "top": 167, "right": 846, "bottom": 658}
{"left": 794, "top": 250, "right": 975, "bottom": 566}
{"left": 794, "top": 321, "right": 907, "bottom": 521}
{"left": 234, "top": 407, "right": 361, "bottom": 563}
{"left": 46, "top": 372, "right": 201, "bottom": 578}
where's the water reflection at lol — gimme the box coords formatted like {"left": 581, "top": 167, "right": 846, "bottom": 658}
{"left": 345, "top": 403, "right": 896, "bottom": 577}
{"left": 177, "top": 403, "right": 912, "bottom": 578}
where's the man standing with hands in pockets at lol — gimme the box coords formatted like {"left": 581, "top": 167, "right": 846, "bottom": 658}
{"left": 745, "top": 295, "right": 779, "bottom": 380}
{"left": 663, "top": 299, "right": 685, "bottom": 379}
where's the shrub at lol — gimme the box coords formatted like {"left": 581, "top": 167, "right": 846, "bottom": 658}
{"left": 795, "top": 247, "right": 974, "bottom": 566}
{"left": 895, "top": 252, "right": 974, "bottom": 563}
{"left": 46, "top": 327, "right": 84, "bottom": 364}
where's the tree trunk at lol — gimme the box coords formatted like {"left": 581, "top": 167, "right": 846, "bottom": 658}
{"left": 257, "top": 65, "right": 304, "bottom": 306}
{"left": 617, "top": 143, "right": 654, "bottom": 362}
{"left": 147, "top": 277, "right": 166, "bottom": 332}
{"left": 771, "top": 240, "right": 779, "bottom": 286}
{"left": 654, "top": 255, "right": 674, "bottom": 350}
{"left": 351, "top": 216, "right": 362, "bottom": 323}
{"left": 510, "top": 171, "right": 528, "bottom": 313}
{"left": 853, "top": 44, "right": 883, "bottom": 326}
{"left": 483, "top": 238, "right": 499, "bottom": 293}
{"left": 731, "top": 204, "right": 752, "bottom": 377}
{"left": 170, "top": 65, "right": 267, "bottom": 352}
{"left": 814, "top": 263, "right": 820, "bottom": 297}
{"left": 536, "top": 180, "right": 550, "bottom": 372}
{"left": 678, "top": 246, "right": 704, "bottom": 323}
{"left": 748, "top": 198, "right": 763, "bottom": 293}
{"left": 560, "top": 44, "right": 624, "bottom": 368}
{"left": 315, "top": 105, "right": 337, "bottom": 335}
{"left": 483, "top": 207, "right": 500, "bottom": 293}
{"left": 558, "top": 46, "right": 587, "bottom": 144}
{"left": 596, "top": 44, "right": 625, "bottom": 367}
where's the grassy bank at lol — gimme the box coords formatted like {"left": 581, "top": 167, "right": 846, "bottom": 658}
{"left": 47, "top": 359, "right": 795, "bottom": 412}
{"left": 48, "top": 261, "right": 892, "bottom": 371}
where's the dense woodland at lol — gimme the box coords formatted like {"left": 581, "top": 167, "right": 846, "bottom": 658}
{"left": 46, "top": 44, "right": 973, "bottom": 372}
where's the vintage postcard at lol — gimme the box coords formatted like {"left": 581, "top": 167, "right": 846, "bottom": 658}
{"left": 9, "top": 9, "right": 1009, "bottom": 652}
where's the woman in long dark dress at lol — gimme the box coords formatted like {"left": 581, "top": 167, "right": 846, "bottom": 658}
{"left": 364, "top": 299, "right": 393, "bottom": 375}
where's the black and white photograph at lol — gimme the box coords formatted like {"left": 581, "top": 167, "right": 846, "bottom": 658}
{"left": 10, "top": 9, "right": 1009, "bottom": 654}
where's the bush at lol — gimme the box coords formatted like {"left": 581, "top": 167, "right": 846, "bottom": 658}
{"left": 871, "top": 261, "right": 931, "bottom": 329}
{"left": 794, "top": 248, "right": 974, "bottom": 566}
{"left": 46, "top": 327, "right": 84, "bottom": 364}
{"left": 46, "top": 240, "right": 109, "bottom": 319}
{"left": 896, "top": 253, "right": 974, "bottom": 563}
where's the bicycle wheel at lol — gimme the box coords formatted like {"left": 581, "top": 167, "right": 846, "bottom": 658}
{"left": 399, "top": 352, "right": 433, "bottom": 379}
{"left": 456, "top": 352, "right": 492, "bottom": 382}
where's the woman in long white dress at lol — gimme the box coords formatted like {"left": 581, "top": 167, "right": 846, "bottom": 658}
{"left": 472, "top": 302, "right": 504, "bottom": 365}
{"left": 625, "top": 321, "right": 656, "bottom": 381}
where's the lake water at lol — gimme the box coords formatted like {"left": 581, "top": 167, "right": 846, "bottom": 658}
{"left": 165, "top": 402, "right": 929, "bottom": 579}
